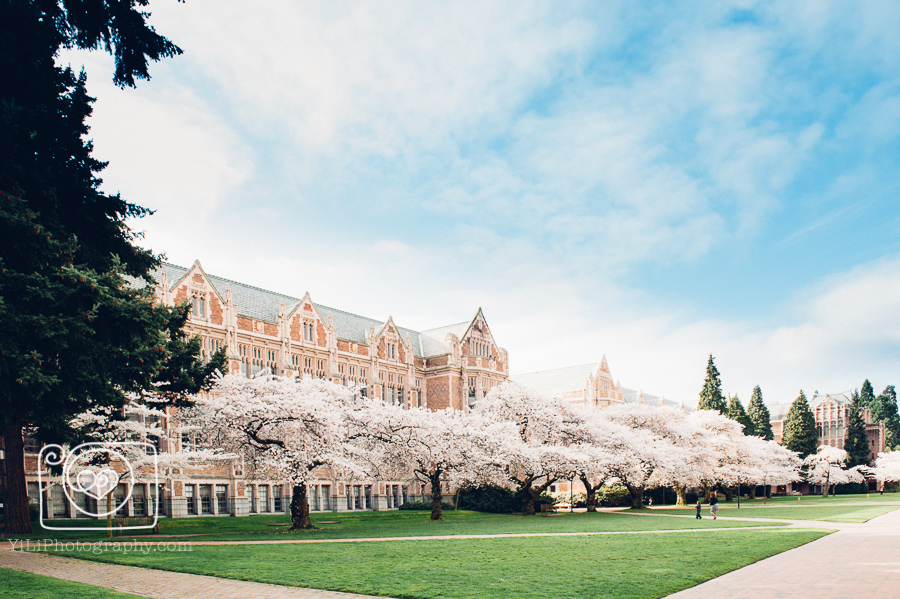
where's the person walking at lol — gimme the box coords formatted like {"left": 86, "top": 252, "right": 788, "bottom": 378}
{"left": 695, "top": 499, "right": 702, "bottom": 519}
{"left": 709, "top": 491, "right": 719, "bottom": 520}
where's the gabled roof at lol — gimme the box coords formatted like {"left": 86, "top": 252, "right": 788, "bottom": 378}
{"left": 510, "top": 363, "right": 599, "bottom": 395}
{"left": 621, "top": 387, "right": 688, "bottom": 411}
{"left": 811, "top": 391, "right": 854, "bottom": 407}
{"left": 419, "top": 321, "right": 469, "bottom": 357}
{"left": 154, "top": 262, "right": 467, "bottom": 358}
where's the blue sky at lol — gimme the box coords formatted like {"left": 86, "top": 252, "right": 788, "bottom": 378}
{"left": 64, "top": 0, "right": 900, "bottom": 406}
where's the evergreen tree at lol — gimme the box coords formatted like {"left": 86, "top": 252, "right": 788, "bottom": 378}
{"left": 860, "top": 379, "right": 876, "bottom": 411}
{"left": 697, "top": 355, "right": 727, "bottom": 413}
{"left": 874, "top": 386, "right": 900, "bottom": 450}
{"left": 747, "top": 385, "right": 774, "bottom": 441}
{"left": 1, "top": 0, "right": 187, "bottom": 535}
{"left": 782, "top": 391, "right": 818, "bottom": 458}
{"left": 844, "top": 391, "right": 871, "bottom": 468}
{"left": 726, "top": 393, "right": 754, "bottom": 436}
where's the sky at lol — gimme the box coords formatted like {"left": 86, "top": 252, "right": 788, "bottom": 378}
{"left": 61, "top": 0, "right": 900, "bottom": 408}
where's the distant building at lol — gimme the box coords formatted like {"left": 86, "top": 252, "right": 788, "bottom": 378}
{"left": 770, "top": 391, "right": 885, "bottom": 461}
{"left": 510, "top": 356, "right": 686, "bottom": 412}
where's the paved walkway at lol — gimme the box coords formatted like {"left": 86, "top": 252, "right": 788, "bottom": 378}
{"left": 665, "top": 506, "right": 900, "bottom": 599}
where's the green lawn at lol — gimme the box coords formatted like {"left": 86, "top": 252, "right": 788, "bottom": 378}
{"left": 650, "top": 498, "right": 899, "bottom": 523}
{"left": 20, "top": 509, "right": 785, "bottom": 543}
{"left": 42, "top": 529, "right": 829, "bottom": 599}
{"left": 0, "top": 568, "right": 147, "bottom": 599}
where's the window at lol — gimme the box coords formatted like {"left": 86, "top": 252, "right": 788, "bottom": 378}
{"left": 185, "top": 485, "right": 196, "bottom": 515}
{"left": 132, "top": 484, "right": 146, "bottom": 516}
{"left": 216, "top": 485, "right": 228, "bottom": 514}
{"left": 273, "top": 486, "right": 282, "bottom": 512}
{"left": 50, "top": 484, "right": 68, "bottom": 517}
{"left": 191, "top": 295, "right": 205, "bottom": 318}
{"left": 258, "top": 486, "right": 269, "bottom": 512}
{"left": 321, "top": 485, "right": 331, "bottom": 511}
{"left": 200, "top": 485, "right": 212, "bottom": 514}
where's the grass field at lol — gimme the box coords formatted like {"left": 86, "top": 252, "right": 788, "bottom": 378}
{"left": 651, "top": 504, "right": 898, "bottom": 522}
{"left": 19, "top": 509, "right": 786, "bottom": 543}
{"left": 0, "top": 568, "right": 147, "bottom": 599}
{"left": 650, "top": 493, "right": 900, "bottom": 523}
{"left": 42, "top": 529, "right": 829, "bottom": 599}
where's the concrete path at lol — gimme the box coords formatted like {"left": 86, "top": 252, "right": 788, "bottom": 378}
{"left": 665, "top": 506, "right": 900, "bottom": 599}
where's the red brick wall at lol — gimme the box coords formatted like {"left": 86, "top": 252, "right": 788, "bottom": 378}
{"left": 238, "top": 317, "right": 252, "bottom": 331}
{"left": 399, "top": 343, "right": 406, "bottom": 363}
{"left": 317, "top": 322, "right": 326, "bottom": 347}
{"left": 337, "top": 340, "right": 349, "bottom": 352}
{"left": 427, "top": 376, "right": 451, "bottom": 410}
{"left": 303, "top": 303, "right": 313, "bottom": 313}
{"left": 264, "top": 322, "right": 278, "bottom": 337}
{"left": 358, "top": 345, "right": 369, "bottom": 357}
{"left": 377, "top": 339, "right": 385, "bottom": 359}
{"left": 290, "top": 315, "right": 302, "bottom": 342}
{"left": 209, "top": 294, "right": 223, "bottom": 325}
{"left": 174, "top": 285, "right": 188, "bottom": 305}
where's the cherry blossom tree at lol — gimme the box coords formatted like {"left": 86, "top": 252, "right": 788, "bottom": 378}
{"left": 874, "top": 451, "right": 900, "bottom": 488}
{"left": 346, "top": 402, "right": 498, "bottom": 520}
{"left": 804, "top": 446, "right": 864, "bottom": 496}
{"left": 595, "top": 403, "right": 688, "bottom": 509}
{"left": 476, "top": 383, "right": 586, "bottom": 515}
{"left": 183, "top": 374, "right": 354, "bottom": 530}
{"left": 71, "top": 393, "right": 225, "bottom": 535}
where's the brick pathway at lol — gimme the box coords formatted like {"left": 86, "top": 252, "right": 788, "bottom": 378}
{"left": 665, "top": 506, "right": 900, "bottom": 599}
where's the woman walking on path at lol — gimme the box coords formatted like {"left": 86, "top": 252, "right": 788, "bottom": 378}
{"left": 709, "top": 491, "right": 719, "bottom": 520}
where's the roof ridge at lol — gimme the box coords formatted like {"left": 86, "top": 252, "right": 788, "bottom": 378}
{"left": 162, "top": 262, "right": 302, "bottom": 303}
{"left": 314, "top": 302, "right": 384, "bottom": 325}
{"left": 512, "top": 363, "right": 598, "bottom": 377}
{"left": 420, "top": 321, "right": 470, "bottom": 334}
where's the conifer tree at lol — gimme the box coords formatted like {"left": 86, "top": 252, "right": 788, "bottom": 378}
{"left": 747, "top": 385, "right": 774, "bottom": 441}
{"left": 1, "top": 0, "right": 184, "bottom": 535}
{"left": 697, "top": 355, "right": 726, "bottom": 413}
{"left": 859, "top": 379, "right": 875, "bottom": 410}
{"left": 782, "top": 391, "right": 818, "bottom": 458}
{"left": 845, "top": 391, "right": 871, "bottom": 468}
{"left": 874, "top": 386, "right": 900, "bottom": 450}
{"left": 860, "top": 380, "right": 876, "bottom": 410}
{"left": 726, "top": 394, "right": 754, "bottom": 436}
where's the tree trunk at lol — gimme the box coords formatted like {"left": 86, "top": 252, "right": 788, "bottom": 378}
{"left": 289, "top": 484, "right": 314, "bottom": 530}
{"left": 3, "top": 421, "right": 32, "bottom": 534}
{"left": 718, "top": 485, "right": 733, "bottom": 502}
{"left": 675, "top": 485, "right": 687, "bottom": 506}
{"left": 580, "top": 475, "right": 597, "bottom": 512}
{"left": 626, "top": 484, "right": 644, "bottom": 509}
{"left": 429, "top": 472, "right": 443, "bottom": 521}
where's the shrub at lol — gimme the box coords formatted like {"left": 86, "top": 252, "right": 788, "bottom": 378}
{"left": 597, "top": 484, "right": 631, "bottom": 507}
{"left": 29, "top": 502, "right": 41, "bottom": 521}
{"left": 457, "top": 485, "right": 519, "bottom": 514}
{"left": 398, "top": 500, "right": 454, "bottom": 511}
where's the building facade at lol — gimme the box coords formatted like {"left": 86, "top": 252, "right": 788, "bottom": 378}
{"left": 13, "top": 260, "right": 511, "bottom": 520}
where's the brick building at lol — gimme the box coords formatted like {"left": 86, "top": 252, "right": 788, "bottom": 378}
{"left": 770, "top": 391, "right": 885, "bottom": 461}
{"left": 11, "top": 259, "right": 511, "bottom": 520}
